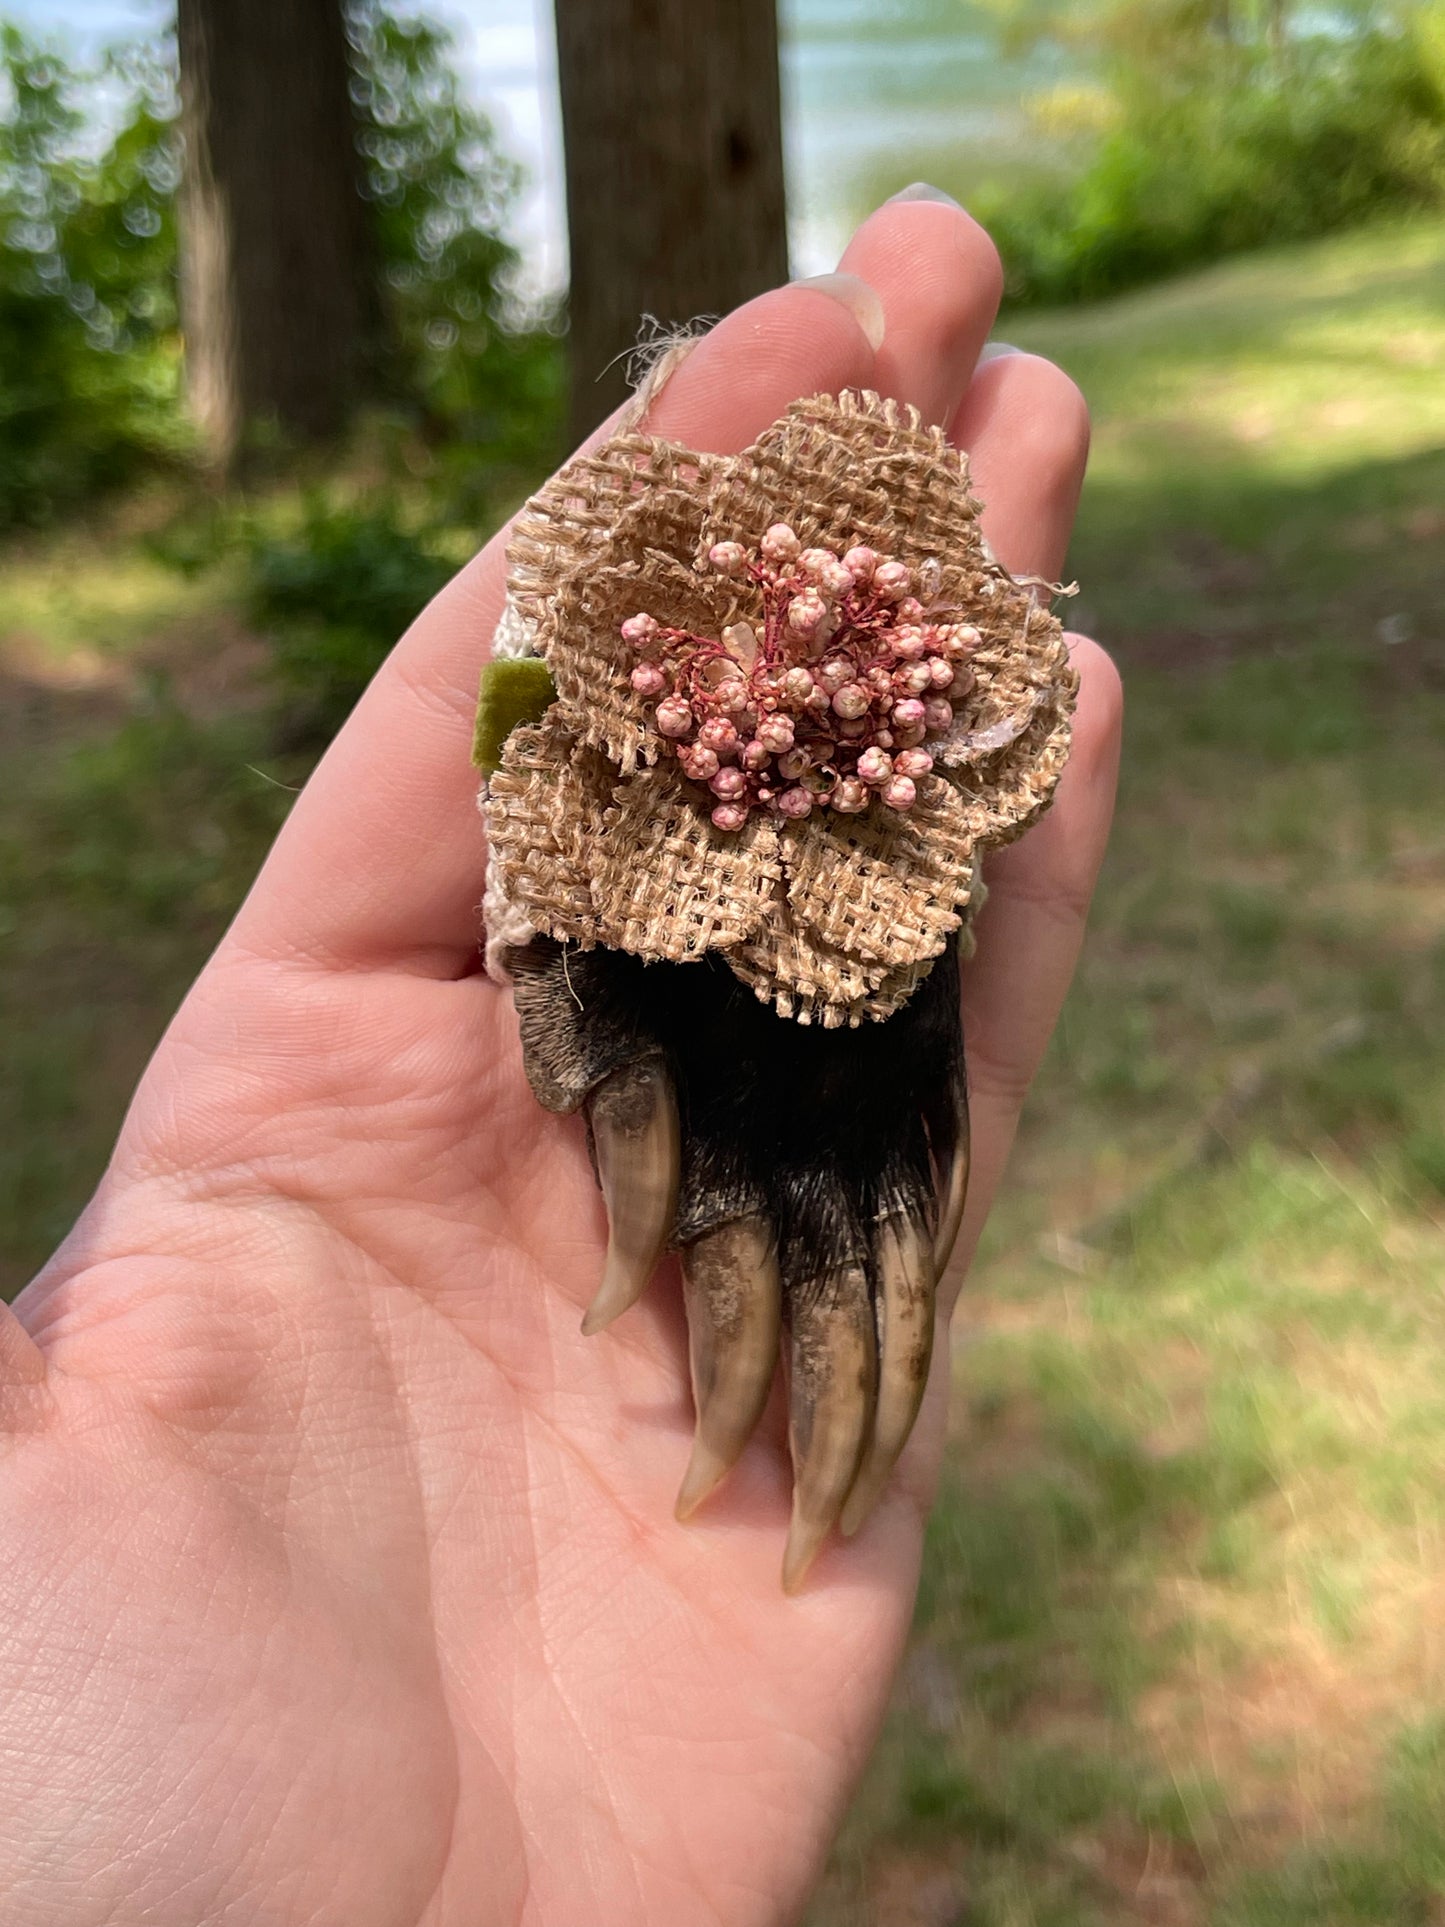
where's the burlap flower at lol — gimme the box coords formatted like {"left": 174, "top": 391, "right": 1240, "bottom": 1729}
{"left": 484, "top": 389, "right": 1078, "bottom": 1026}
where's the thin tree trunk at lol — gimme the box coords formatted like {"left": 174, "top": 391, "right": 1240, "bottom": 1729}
{"left": 554, "top": 0, "right": 789, "bottom": 444}
{"left": 177, "top": 0, "right": 376, "bottom": 470}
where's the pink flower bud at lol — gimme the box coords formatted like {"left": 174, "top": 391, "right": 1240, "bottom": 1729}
{"left": 897, "top": 662, "right": 932, "bottom": 695}
{"left": 656, "top": 696, "right": 693, "bottom": 737}
{"left": 856, "top": 746, "right": 893, "bottom": 785}
{"left": 740, "top": 738, "right": 770, "bottom": 771}
{"left": 873, "top": 561, "right": 912, "bottom": 599}
{"left": 798, "top": 547, "right": 837, "bottom": 581}
{"left": 716, "top": 679, "right": 749, "bottom": 714}
{"left": 923, "top": 697, "right": 954, "bottom": 732}
{"left": 782, "top": 666, "right": 815, "bottom": 702}
{"left": 621, "top": 613, "right": 659, "bottom": 646}
{"left": 680, "top": 743, "right": 720, "bottom": 780}
{"left": 707, "top": 541, "right": 747, "bottom": 575}
{"left": 831, "top": 682, "right": 869, "bottom": 720}
{"left": 842, "top": 544, "right": 878, "bottom": 582}
{"left": 711, "top": 801, "right": 750, "bottom": 832}
{"left": 837, "top": 717, "right": 869, "bottom": 739}
{"left": 948, "top": 668, "right": 975, "bottom": 701}
{"left": 757, "top": 714, "right": 795, "bottom": 753}
{"left": 894, "top": 747, "right": 933, "bottom": 778}
{"left": 953, "top": 624, "right": 982, "bottom": 651}
{"left": 928, "top": 656, "right": 955, "bottom": 688}
{"left": 710, "top": 766, "right": 747, "bottom": 800}
{"left": 630, "top": 662, "right": 667, "bottom": 696}
{"left": 882, "top": 775, "right": 917, "bottom": 811}
{"left": 896, "top": 597, "right": 925, "bottom": 622}
{"left": 893, "top": 722, "right": 926, "bottom": 749}
{"left": 892, "top": 697, "right": 926, "bottom": 730}
{"left": 805, "top": 685, "right": 833, "bottom": 714}
{"left": 777, "top": 786, "right": 813, "bottom": 819}
{"left": 787, "top": 590, "right": 828, "bottom": 639}
{"left": 698, "top": 717, "right": 739, "bottom": 756}
{"left": 817, "top": 655, "right": 853, "bottom": 694}
{"left": 891, "top": 626, "right": 928, "bottom": 661}
{"left": 761, "top": 522, "right": 800, "bottom": 563}
{"left": 778, "top": 747, "right": 810, "bottom": 779}
{"left": 830, "top": 777, "right": 868, "bottom": 814}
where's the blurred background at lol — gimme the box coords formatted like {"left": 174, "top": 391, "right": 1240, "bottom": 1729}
{"left": 2, "top": 1, "right": 1444, "bottom": 1919}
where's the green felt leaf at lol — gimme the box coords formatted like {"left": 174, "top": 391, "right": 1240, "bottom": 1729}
{"left": 472, "top": 655, "right": 557, "bottom": 773}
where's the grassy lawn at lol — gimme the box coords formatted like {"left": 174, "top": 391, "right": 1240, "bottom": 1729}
{"left": 812, "top": 219, "right": 1445, "bottom": 1925}
{"left": 4, "top": 219, "right": 1445, "bottom": 1923}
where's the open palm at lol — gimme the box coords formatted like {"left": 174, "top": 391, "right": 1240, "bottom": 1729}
{"left": 1, "top": 197, "right": 1119, "bottom": 1926}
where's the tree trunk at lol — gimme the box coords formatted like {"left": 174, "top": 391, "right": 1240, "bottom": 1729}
{"left": 554, "top": 0, "right": 789, "bottom": 444}
{"left": 177, "top": 0, "right": 376, "bottom": 470}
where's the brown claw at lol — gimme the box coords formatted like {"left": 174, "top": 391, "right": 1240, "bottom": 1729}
{"left": 839, "top": 1215, "right": 935, "bottom": 1538}
{"left": 932, "top": 1079, "right": 971, "bottom": 1276}
{"left": 581, "top": 1058, "right": 680, "bottom": 1335}
{"left": 675, "top": 1218, "right": 782, "bottom": 1519}
{"left": 782, "top": 1265, "right": 877, "bottom": 1592}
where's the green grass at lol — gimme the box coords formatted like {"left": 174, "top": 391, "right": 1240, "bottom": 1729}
{"left": 3, "top": 217, "right": 1445, "bottom": 1923}
{"left": 809, "top": 218, "right": 1445, "bottom": 1925}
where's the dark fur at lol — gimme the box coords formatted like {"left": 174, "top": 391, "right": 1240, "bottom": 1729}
{"left": 506, "top": 934, "right": 967, "bottom": 1301}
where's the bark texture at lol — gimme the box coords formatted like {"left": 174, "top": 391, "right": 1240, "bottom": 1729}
{"left": 177, "top": 0, "right": 376, "bottom": 468}
{"left": 554, "top": 0, "right": 789, "bottom": 442}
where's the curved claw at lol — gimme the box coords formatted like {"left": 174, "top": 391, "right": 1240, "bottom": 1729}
{"left": 675, "top": 1218, "right": 782, "bottom": 1519}
{"left": 581, "top": 1058, "right": 680, "bottom": 1335}
{"left": 782, "top": 1265, "right": 877, "bottom": 1592}
{"left": 932, "top": 1077, "right": 971, "bottom": 1276}
{"left": 839, "top": 1214, "right": 935, "bottom": 1538}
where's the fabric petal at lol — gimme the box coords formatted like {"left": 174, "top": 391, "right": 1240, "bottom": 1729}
{"left": 780, "top": 776, "right": 978, "bottom": 970}
{"left": 548, "top": 543, "right": 748, "bottom": 776}
{"left": 483, "top": 717, "right": 609, "bottom": 949}
{"left": 591, "top": 761, "right": 783, "bottom": 961}
{"left": 727, "top": 906, "right": 937, "bottom": 1029}
{"left": 507, "top": 434, "right": 722, "bottom": 625}
{"left": 702, "top": 389, "right": 981, "bottom": 592}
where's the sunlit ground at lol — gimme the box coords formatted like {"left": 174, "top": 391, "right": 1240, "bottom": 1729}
{"left": 812, "top": 218, "right": 1445, "bottom": 1926}
{"left": 2, "top": 217, "right": 1444, "bottom": 1926}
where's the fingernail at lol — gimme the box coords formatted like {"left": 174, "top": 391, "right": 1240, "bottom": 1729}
{"left": 887, "top": 182, "right": 963, "bottom": 209}
{"left": 977, "top": 341, "right": 1024, "bottom": 364}
{"left": 791, "top": 272, "right": 885, "bottom": 352}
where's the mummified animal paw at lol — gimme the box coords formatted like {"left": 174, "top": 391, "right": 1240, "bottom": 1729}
{"left": 503, "top": 933, "right": 968, "bottom": 1589}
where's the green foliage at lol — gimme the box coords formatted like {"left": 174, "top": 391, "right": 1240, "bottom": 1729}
{"left": 0, "top": 8, "right": 560, "bottom": 529}
{"left": 979, "top": 4, "right": 1445, "bottom": 304}
{"left": 239, "top": 491, "right": 457, "bottom": 735}
{"left": 346, "top": 2, "right": 563, "bottom": 471}
{"left": 0, "top": 26, "right": 182, "bottom": 526}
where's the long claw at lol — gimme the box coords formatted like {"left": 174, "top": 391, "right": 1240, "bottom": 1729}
{"left": 932, "top": 1079, "right": 971, "bottom": 1276}
{"left": 782, "top": 1265, "right": 877, "bottom": 1592}
{"left": 674, "top": 1218, "right": 782, "bottom": 1519}
{"left": 839, "top": 1215, "right": 935, "bottom": 1538}
{"left": 581, "top": 1058, "right": 680, "bottom": 1336}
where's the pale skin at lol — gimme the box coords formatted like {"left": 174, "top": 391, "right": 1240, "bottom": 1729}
{"left": 0, "top": 199, "right": 1120, "bottom": 1925}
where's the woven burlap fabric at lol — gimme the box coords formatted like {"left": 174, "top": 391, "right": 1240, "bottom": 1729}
{"left": 483, "top": 388, "right": 1077, "bottom": 1025}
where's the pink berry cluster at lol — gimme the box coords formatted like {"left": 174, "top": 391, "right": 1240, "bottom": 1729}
{"left": 621, "top": 525, "right": 979, "bottom": 833}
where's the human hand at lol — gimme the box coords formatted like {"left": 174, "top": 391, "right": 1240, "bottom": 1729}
{"left": 2, "top": 195, "right": 1119, "bottom": 1925}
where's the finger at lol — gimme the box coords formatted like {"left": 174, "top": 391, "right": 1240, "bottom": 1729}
{"left": 949, "top": 350, "right": 1091, "bottom": 580}
{"left": 783, "top": 1264, "right": 877, "bottom": 1592}
{"left": 674, "top": 1217, "right": 782, "bottom": 1519}
{"left": 837, "top": 185, "right": 1003, "bottom": 426}
{"left": 838, "top": 1212, "right": 935, "bottom": 1538}
{"left": 580, "top": 1057, "right": 680, "bottom": 1335}
{"left": 947, "top": 634, "right": 1123, "bottom": 1299}
{"left": 230, "top": 275, "right": 884, "bottom": 977}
